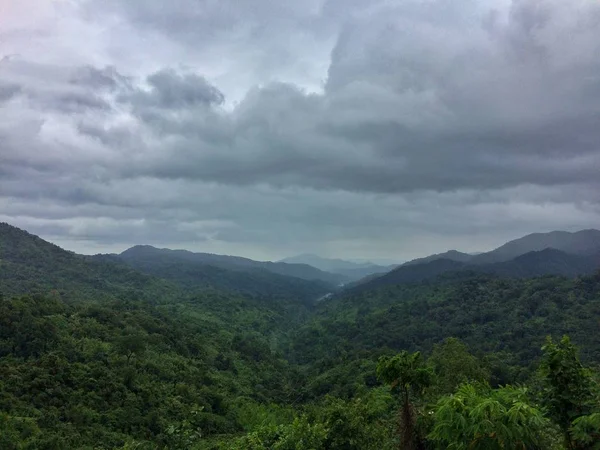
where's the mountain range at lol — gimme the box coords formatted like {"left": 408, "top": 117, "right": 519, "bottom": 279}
{"left": 350, "top": 229, "right": 600, "bottom": 292}
{"left": 3, "top": 222, "right": 600, "bottom": 302}
{"left": 0, "top": 223, "right": 332, "bottom": 304}
{"left": 279, "top": 253, "right": 398, "bottom": 280}
{"left": 2, "top": 221, "right": 600, "bottom": 448}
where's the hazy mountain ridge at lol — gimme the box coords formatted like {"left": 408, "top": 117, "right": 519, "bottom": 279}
{"left": 120, "top": 245, "right": 346, "bottom": 285}
{"left": 400, "top": 229, "right": 600, "bottom": 267}
{"left": 349, "top": 247, "right": 600, "bottom": 293}
{"left": 0, "top": 223, "right": 332, "bottom": 304}
{"left": 401, "top": 250, "right": 474, "bottom": 266}
{"left": 470, "top": 229, "right": 600, "bottom": 264}
{"left": 280, "top": 253, "right": 398, "bottom": 280}
{"left": 345, "top": 229, "right": 600, "bottom": 289}
{"left": 115, "top": 247, "right": 333, "bottom": 302}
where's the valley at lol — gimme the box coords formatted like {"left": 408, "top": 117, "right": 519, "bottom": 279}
{"left": 1, "top": 222, "right": 600, "bottom": 449}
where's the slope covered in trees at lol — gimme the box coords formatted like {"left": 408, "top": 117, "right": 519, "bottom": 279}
{"left": 351, "top": 248, "right": 600, "bottom": 292}
{"left": 1, "top": 223, "right": 600, "bottom": 449}
{"left": 0, "top": 223, "right": 181, "bottom": 304}
{"left": 292, "top": 273, "right": 600, "bottom": 374}
{"left": 119, "top": 245, "right": 346, "bottom": 285}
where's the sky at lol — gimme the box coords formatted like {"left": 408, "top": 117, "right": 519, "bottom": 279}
{"left": 1, "top": 0, "right": 600, "bottom": 261}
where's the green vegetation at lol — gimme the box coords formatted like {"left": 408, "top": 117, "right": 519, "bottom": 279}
{"left": 1, "top": 223, "right": 600, "bottom": 448}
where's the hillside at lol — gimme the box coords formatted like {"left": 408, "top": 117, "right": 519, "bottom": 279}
{"left": 351, "top": 247, "right": 600, "bottom": 293}
{"left": 402, "top": 250, "right": 473, "bottom": 266}
{"left": 471, "top": 229, "right": 600, "bottom": 264}
{"left": 0, "top": 222, "right": 180, "bottom": 303}
{"left": 291, "top": 272, "right": 600, "bottom": 372}
{"left": 0, "top": 223, "right": 323, "bottom": 447}
{"left": 400, "top": 229, "right": 600, "bottom": 267}
{"left": 478, "top": 248, "right": 600, "bottom": 278}
{"left": 120, "top": 245, "right": 346, "bottom": 285}
{"left": 2, "top": 223, "right": 600, "bottom": 448}
{"left": 280, "top": 254, "right": 397, "bottom": 280}
{"left": 110, "top": 250, "right": 332, "bottom": 304}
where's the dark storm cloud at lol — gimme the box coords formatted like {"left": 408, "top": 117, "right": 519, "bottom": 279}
{"left": 3, "top": 0, "right": 600, "bottom": 258}
{"left": 75, "top": 0, "right": 600, "bottom": 196}
{"left": 126, "top": 69, "right": 225, "bottom": 110}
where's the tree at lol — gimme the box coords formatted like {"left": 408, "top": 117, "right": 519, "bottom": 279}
{"left": 115, "top": 331, "right": 147, "bottom": 364}
{"left": 427, "top": 337, "right": 489, "bottom": 396}
{"left": 428, "top": 384, "right": 553, "bottom": 449}
{"left": 376, "top": 351, "right": 432, "bottom": 450}
{"left": 538, "top": 336, "right": 596, "bottom": 449}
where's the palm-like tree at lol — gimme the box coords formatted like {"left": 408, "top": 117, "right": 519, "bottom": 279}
{"left": 377, "top": 351, "right": 432, "bottom": 450}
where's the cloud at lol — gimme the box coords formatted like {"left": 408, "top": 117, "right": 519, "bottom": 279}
{"left": 1, "top": 0, "right": 600, "bottom": 259}
{"left": 126, "top": 69, "right": 225, "bottom": 110}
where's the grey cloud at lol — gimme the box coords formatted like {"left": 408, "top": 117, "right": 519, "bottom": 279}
{"left": 126, "top": 69, "right": 225, "bottom": 110}
{"left": 3, "top": 175, "right": 600, "bottom": 259}
{"left": 69, "top": 65, "right": 130, "bottom": 91}
{"left": 71, "top": 0, "right": 600, "bottom": 196}
{"left": 0, "top": 83, "right": 21, "bottom": 102}
{"left": 3, "top": 0, "right": 600, "bottom": 259}
{"left": 0, "top": 59, "right": 120, "bottom": 114}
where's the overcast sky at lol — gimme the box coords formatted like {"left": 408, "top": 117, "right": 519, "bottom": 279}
{"left": 1, "top": 0, "right": 600, "bottom": 261}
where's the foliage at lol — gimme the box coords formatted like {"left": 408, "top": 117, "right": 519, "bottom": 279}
{"left": 290, "top": 274, "right": 600, "bottom": 379}
{"left": 3, "top": 223, "right": 600, "bottom": 449}
{"left": 427, "top": 337, "right": 490, "bottom": 396}
{"left": 0, "top": 293, "right": 299, "bottom": 448}
{"left": 571, "top": 413, "right": 600, "bottom": 449}
{"left": 428, "top": 384, "right": 554, "bottom": 449}
{"left": 539, "top": 336, "right": 598, "bottom": 448}
{"left": 377, "top": 351, "right": 432, "bottom": 450}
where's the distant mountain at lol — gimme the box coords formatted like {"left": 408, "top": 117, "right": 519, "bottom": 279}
{"left": 0, "top": 223, "right": 333, "bottom": 305}
{"left": 121, "top": 245, "right": 346, "bottom": 285}
{"left": 477, "top": 248, "right": 600, "bottom": 278}
{"left": 279, "top": 253, "right": 397, "bottom": 280}
{"left": 471, "top": 229, "right": 600, "bottom": 264}
{"left": 402, "top": 250, "right": 473, "bottom": 266}
{"left": 110, "top": 248, "right": 333, "bottom": 302}
{"left": 399, "top": 229, "right": 600, "bottom": 268}
{"left": 349, "top": 259, "right": 466, "bottom": 292}
{"left": 348, "top": 248, "right": 600, "bottom": 293}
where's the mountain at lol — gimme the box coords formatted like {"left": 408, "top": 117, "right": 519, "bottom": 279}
{"left": 348, "top": 258, "right": 467, "bottom": 292}
{"left": 0, "top": 223, "right": 331, "bottom": 305}
{"left": 291, "top": 272, "right": 600, "bottom": 372}
{"left": 471, "top": 229, "right": 600, "bottom": 264}
{"left": 120, "top": 245, "right": 346, "bottom": 285}
{"left": 4, "top": 221, "right": 600, "bottom": 448}
{"left": 349, "top": 248, "right": 600, "bottom": 293}
{"left": 280, "top": 253, "right": 397, "bottom": 280}
{"left": 398, "top": 229, "right": 600, "bottom": 268}
{"left": 0, "top": 222, "right": 179, "bottom": 302}
{"left": 111, "top": 248, "right": 333, "bottom": 303}
{"left": 402, "top": 250, "right": 474, "bottom": 266}
{"left": 477, "top": 248, "right": 600, "bottom": 278}
{"left": 0, "top": 223, "right": 322, "bottom": 448}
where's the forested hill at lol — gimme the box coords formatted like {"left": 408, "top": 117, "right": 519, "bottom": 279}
{"left": 0, "top": 223, "right": 332, "bottom": 305}
{"left": 398, "top": 229, "right": 600, "bottom": 267}
{"left": 350, "top": 248, "right": 600, "bottom": 293}
{"left": 119, "top": 245, "right": 346, "bottom": 285}
{"left": 291, "top": 272, "right": 600, "bottom": 371}
{"left": 0, "top": 222, "right": 180, "bottom": 303}
{"left": 2, "top": 222, "right": 600, "bottom": 449}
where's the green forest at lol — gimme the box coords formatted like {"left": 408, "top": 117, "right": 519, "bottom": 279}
{"left": 1, "top": 223, "right": 600, "bottom": 449}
